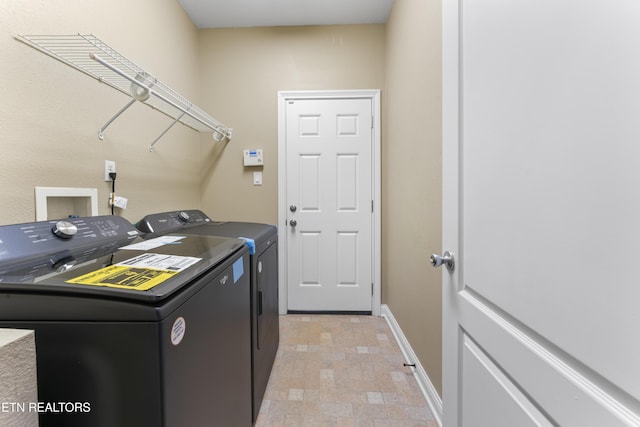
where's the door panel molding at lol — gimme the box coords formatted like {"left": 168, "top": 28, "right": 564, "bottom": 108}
{"left": 461, "top": 335, "right": 553, "bottom": 427}
{"left": 460, "top": 290, "right": 640, "bottom": 426}
{"left": 277, "top": 90, "right": 381, "bottom": 315}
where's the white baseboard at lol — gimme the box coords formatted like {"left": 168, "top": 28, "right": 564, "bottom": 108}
{"left": 381, "top": 304, "right": 443, "bottom": 426}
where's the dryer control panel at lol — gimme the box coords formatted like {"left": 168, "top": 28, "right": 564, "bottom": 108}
{"left": 135, "top": 210, "right": 217, "bottom": 236}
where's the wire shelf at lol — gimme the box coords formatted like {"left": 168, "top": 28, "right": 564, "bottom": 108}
{"left": 15, "top": 34, "right": 231, "bottom": 148}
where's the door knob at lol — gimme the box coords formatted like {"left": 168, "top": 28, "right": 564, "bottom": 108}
{"left": 290, "top": 205, "right": 297, "bottom": 212}
{"left": 430, "top": 251, "right": 455, "bottom": 272}
{"left": 289, "top": 219, "right": 297, "bottom": 227}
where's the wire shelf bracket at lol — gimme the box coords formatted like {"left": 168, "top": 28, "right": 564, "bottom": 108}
{"left": 15, "top": 33, "right": 232, "bottom": 150}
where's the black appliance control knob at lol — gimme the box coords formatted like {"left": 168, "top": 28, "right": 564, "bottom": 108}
{"left": 177, "top": 211, "right": 190, "bottom": 223}
{"left": 51, "top": 221, "right": 78, "bottom": 239}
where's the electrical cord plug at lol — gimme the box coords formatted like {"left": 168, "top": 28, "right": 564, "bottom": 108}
{"left": 109, "top": 172, "right": 117, "bottom": 214}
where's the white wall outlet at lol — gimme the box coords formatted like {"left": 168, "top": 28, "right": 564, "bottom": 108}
{"left": 104, "top": 160, "right": 116, "bottom": 181}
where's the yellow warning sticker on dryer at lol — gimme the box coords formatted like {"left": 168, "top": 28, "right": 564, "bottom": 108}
{"left": 66, "top": 253, "right": 201, "bottom": 291}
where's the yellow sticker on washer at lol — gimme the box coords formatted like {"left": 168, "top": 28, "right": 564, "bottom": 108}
{"left": 66, "top": 265, "right": 179, "bottom": 290}
{"left": 66, "top": 253, "right": 201, "bottom": 291}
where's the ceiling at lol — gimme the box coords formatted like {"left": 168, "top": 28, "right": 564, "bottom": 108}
{"left": 178, "top": 0, "right": 395, "bottom": 29}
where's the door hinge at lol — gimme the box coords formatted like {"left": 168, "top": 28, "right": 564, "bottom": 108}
{"left": 371, "top": 200, "right": 374, "bottom": 213}
{"left": 371, "top": 115, "right": 374, "bottom": 129}
{"left": 371, "top": 282, "right": 374, "bottom": 296}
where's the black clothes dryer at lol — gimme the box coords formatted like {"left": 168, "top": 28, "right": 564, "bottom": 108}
{"left": 136, "top": 209, "right": 279, "bottom": 422}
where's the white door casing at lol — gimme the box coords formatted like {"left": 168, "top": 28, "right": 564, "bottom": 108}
{"left": 278, "top": 90, "right": 381, "bottom": 315}
{"left": 442, "top": 1, "right": 640, "bottom": 426}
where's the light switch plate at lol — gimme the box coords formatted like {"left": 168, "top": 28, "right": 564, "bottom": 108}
{"left": 253, "top": 171, "right": 263, "bottom": 186}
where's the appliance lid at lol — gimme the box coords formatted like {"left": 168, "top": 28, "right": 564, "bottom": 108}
{"left": 0, "top": 216, "right": 245, "bottom": 302}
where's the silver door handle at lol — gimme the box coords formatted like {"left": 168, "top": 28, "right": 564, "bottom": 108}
{"left": 290, "top": 205, "right": 297, "bottom": 212}
{"left": 430, "top": 251, "right": 455, "bottom": 272}
{"left": 289, "top": 219, "right": 297, "bottom": 227}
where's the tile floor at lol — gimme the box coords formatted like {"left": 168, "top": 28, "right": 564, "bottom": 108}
{"left": 255, "top": 314, "right": 438, "bottom": 427}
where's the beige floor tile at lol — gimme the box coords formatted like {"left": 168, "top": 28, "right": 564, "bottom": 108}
{"left": 258, "top": 315, "right": 437, "bottom": 427}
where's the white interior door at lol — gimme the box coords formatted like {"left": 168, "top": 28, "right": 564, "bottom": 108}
{"left": 284, "top": 96, "right": 374, "bottom": 312}
{"left": 442, "top": 0, "right": 640, "bottom": 426}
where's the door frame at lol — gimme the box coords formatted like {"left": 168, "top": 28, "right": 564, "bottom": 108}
{"left": 442, "top": 0, "right": 461, "bottom": 424}
{"left": 277, "top": 90, "right": 381, "bottom": 316}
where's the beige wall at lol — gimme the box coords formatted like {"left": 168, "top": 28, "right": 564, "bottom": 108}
{"left": 197, "top": 25, "right": 386, "bottom": 223}
{"left": 384, "top": 0, "right": 443, "bottom": 394}
{"left": 0, "top": 0, "right": 202, "bottom": 225}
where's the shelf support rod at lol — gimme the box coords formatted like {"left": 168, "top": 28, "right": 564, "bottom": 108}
{"left": 98, "top": 99, "right": 136, "bottom": 140}
{"left": 90, "top": 54, "right": 232, "bottom": 141}
{"left": 149, "top": 111, "right": 186, "bottom": 152}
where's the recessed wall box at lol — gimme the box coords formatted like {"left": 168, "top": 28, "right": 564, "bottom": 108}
{"left": 243, "top": 149, "right": 263, "bottom": 166}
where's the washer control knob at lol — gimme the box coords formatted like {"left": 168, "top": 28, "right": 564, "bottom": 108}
{"left": 177, "top": 211, "right": 190, "bottom": 223}
{"left": 51, "top": 221, "right": 78, "bottom": 239}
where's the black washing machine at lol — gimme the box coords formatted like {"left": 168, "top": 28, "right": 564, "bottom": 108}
{"left": 0, "top": 215, "right": 252, "bottom": 427}
{"left": 135, "top": 209, "right": 279, "bottom": 423}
